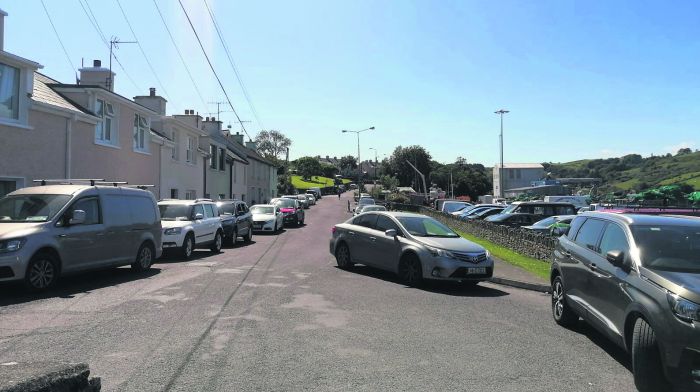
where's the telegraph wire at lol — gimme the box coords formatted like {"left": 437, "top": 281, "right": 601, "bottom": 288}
{"left": 178, "top": 0, "right": 252, "bottom": 140}
{"left": 40, "top": 0, "right": 77, "bottom": 74}
{"left": 150, "top": 0, "right": 208, "bottom": 110}
{"left": 202, "top": 0, "right": 264, "bottom": 131}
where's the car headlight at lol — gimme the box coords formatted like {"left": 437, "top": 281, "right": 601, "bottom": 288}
{"left": 0, "top": 238, "right": 26, "bottom": 253}
{"left": 667, "top": 292, "right": 700, "bottom": 322}
{"left": 485, "top": 250, "right": 491, "bottom": 258}
{"left": 426, "top": 246, "right": 455, "bottom": 259}
{"left": 164, "top": 227, "right": 182, "bottom": 235}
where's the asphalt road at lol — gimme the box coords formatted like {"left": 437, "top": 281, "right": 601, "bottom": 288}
{"left": 0, "top": 192, "right": 637, "bottom": 391}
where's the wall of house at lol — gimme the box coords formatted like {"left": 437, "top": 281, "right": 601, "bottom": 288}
{"left": 206, "top": 158, "right": 229, "bottom": 200}
{"left": 230, "top": 160, "right": 247, "bottom": 200}
{"left": 158, "top": 122, "right": 203, "bottom": 200}
{"left": 246, "top": 158, "right": 272, "bottom": 204}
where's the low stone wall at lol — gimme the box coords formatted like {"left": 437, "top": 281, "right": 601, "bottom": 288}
{"left": 419, "top": 207, "right": 557, "bottom": 261}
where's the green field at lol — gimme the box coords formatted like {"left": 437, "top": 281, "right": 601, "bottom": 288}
{"left": 290, "top": 175, "right": 351, "bottom": 189}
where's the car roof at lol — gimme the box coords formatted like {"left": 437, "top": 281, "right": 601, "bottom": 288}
{"left": 511, "top": 201, "right": 575, "bottom": 206}
{"left": 8, "top": 184, "right": 151, "bottom": 197}
{"left": 251, "top": 204, "right": 275, "bottom": 208}
{"left": 580, "top": 211, "right": 700, "bottom": 226}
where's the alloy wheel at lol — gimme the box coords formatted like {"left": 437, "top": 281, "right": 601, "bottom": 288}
{"left": 139, "top": 246, "right": 153, "bottom": 269}
{"left": 185, "top": 237, "right": 193, "bottom": 257}
{"left": 29, "top": 259, "right": 55, "bottom": 289}
{"left": 552, "top": 280, "right": 564, "bottom": 320}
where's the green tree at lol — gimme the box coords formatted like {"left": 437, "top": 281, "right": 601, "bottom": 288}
{"left": 277, "top": 173, "right": 295, "bottom": 195}
{"left": 255, "top": 130, "right": 291, "bottom": 163}
{"left": 320, "top": 163, "right": 339, "bottom": 178}
{"left": 677, "top": 147, "right": 692, "bottom": 155}
{"left": 379, "top": 175, "right": 399, "bottom": 191}
{"left": 383, "top": 145, "right": 432, "bottom": 189}
{"left": 294, "top": 156, "right": 322, "bottom": 180}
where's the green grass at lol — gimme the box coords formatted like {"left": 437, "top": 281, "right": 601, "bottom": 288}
{"left": 454, "top": 230, "right": 550, "bottom": 280}
{"left": 290, "top": 175, "right": 351, "bottom": 189}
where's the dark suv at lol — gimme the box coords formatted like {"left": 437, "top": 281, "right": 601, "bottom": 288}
{"left": 550, "top": 212, "right": 700, "bottom": 391}
{"left": 216, "top": 200, "right": 253, "bottom": 245}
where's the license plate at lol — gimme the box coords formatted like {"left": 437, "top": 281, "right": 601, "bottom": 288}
{"left": 467, "top": 267, "right": 486, "bottom": 275}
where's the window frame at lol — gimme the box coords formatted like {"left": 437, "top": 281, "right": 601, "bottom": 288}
{"left": 599, "top": 222, "right": 631, "bottom": 258}
{"left": 94, "top": 98, "right": 117, "bottom": 146}
{"left": 0, "top": 62, "right": 20, "bottom": 121}
{"left": 574, "top": 218, "right": 607, "bottom": 253}
{"left": 64, "top": 196, "right": 102, "bottom": 226}
{"left": 219, "top": 148, "right": 225, "bottom": 171}
{"left": 133, "top": 113, "right": 150, "bottom": 153}
{"left": 186, "top": 136, "right": 195, "bottom": 163}
{"left": 210, "top": 144, "right": 218, "bottom": 169}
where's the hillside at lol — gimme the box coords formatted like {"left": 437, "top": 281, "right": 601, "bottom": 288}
{"left": 290, "top": 175, "right": 351, "bottom": 190}
{"left": 543, "top": 151, "right": 700, "bottom": 192}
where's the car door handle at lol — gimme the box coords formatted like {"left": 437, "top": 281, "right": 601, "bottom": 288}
{"left": 563, "top": 250, "right": 571, "bottom": 258}
{"left": 348, "top": 231, "right": 355, "bottom": 235}
{"left": 369, "top": 236, "right": 376, "bottom": 242}
{"left": 589, "top": 263, "right": 598, "bottom": 271}
{"left": 57, "top": 234, "right": 67, "bottom": 238}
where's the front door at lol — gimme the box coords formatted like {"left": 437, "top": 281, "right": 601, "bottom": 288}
{"left": 56, "top": 197, "right": 106, "bottom": 271}
{"left": 371, "top": 215, "right": 403, "bottom": 271}
{"left": 564, "top": 218, "right": 607, "bottom": 316}
{"left": 349, "top": 213, "right": 378, "bottom": 265}
{"left": 202, "top": 204, "right": 218, "bottom": 243}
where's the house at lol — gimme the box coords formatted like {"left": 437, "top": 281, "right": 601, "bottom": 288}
{"left": 199, "top": 117, "right": 249, "bottom": 200}
{"left": 493, "top": 163, "right": 545, "bottom": 198}
{"left": 226, "top": 131, "right": 278, "bottom": 205}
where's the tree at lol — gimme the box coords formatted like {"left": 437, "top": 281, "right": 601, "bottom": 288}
{"left": 255, "top": 130, "right": 291, "bottom": 163}
{"left": 379, "top": 175, "right": 399, "bottom": 191}
{"left": 294, "top": 156, "right": 322, "bottom": 180}
{"left": 383, "top": 145, "right": 432, "bottom": 190}
{"left": 677, "top": 147, "right": 692, "bottom": 155}
{"left": 320, "top": 163, "right": 339, "bottom": 178}
{"left": 339, "top": 155, "right": 357, "bottom": 171}
{"left": 277, "top": 173, "right": 295, "bottom": 195}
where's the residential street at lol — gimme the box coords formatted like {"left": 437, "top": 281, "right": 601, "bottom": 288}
{"left": 0, "top": 192, "right": 636, "bottom": 392}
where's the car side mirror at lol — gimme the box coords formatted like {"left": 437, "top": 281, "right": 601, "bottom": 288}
{"left": 68, "top": 210, "right": 86, "bottom": 226}
{"left": 551, "top": 226, "right": 569, "bottom": 237}
{"left": 194, "top": 213, "right": 204, "bottom": 220}
{"left": 606, "top": 250, "right": 628, "bottom": 268}
{"left": 385, "top": 229, "right": 398, "bottom": 237}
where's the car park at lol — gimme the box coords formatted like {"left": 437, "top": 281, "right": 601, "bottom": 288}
{"left": 216, "top": 200, "right": 254, "bottom": 245}
{"left": 158, "top": 199, "right": 224, "bottom": 258}
{"left": 330, "top": 212, "right": 493, "bottom": 286}
{"left": 550, "top": 212, "right": 700, "bottom": 392}
{"left": 272, "top": 197, "right": 305, "bottom": 226}
{"left": 522, "top": 215, "right": 576, "bottom": 235}
{"left": 0, "top": 183, "right": 162, "bottom": 291}
{"left": 484, "top": 213, "right": 538, "bottom": 227}
{"left": 250, "top": 204, "right": 283, "bottom": 232}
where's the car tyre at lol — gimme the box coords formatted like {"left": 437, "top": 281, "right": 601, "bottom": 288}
{"left": 25, "top": 252, "right": 59, "bottom": 291}
{"left": 210, "top": 231, "right": 223, "bottom": 253}
{"left": 632, "top": 318, "right": 669, "bottom": 392}
{"left": 335, "top": 243, "right": 353, "bottom": 269}
{"left": 399, "top": 253, "right": 424, "bottom": 287}
{"left": 244, "top": 228, "right": 253, "bottom": 243}
{"left": 181, "top": 233, "right": 195, "bottom": 259}
{"left": 132, "top": 242, "right": 154, "bottom": 272}
{"left": 551, "top": 276, "right": 578, "bottom": 327}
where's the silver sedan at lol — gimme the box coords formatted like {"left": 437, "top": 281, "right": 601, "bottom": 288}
{"left": 329, "top": 211, "right": 494, "bottom": 287}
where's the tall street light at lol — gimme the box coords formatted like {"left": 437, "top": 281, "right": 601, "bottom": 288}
{"left": 494, "top": 109, "right": 509, "bottom": 198}
{"left": 341, "top": 126, "right": 375, "bottom": 187}
{"left": 368, "top": 147, "right": 378, "bottom": 180}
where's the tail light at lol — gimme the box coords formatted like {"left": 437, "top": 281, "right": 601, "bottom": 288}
{"left": 331, "top": 226, "right": 337, "bottom": 234}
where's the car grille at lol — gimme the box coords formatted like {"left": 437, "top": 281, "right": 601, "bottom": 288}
{"left": 453, "top": 252, "right": 488, "bottom": 264}
{"left": 254, "top": 221, "right": 265, "bottom": 225}
{"left": 0, "top": 266, "right": 14, "bottom": 279}
{"left": 449, "top": 267, "right": 493, "bottom": 279}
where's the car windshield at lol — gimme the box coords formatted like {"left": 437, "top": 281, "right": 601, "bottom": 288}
{"left": 217, "top": 203, "right": 236, "bottom": 215}
{"left": 158, "top": 204, "right": 192, "bottom": 221}
{"left": 501, "top": 204, "right": 517, "bottom": 214}
{"left": 274, "top": 199, "right": 296, "bottom": 208}
{"left": 631, "top": 225, "right": 700, "bottom": 273}
{"left": 397, "top": 216, "right": 459, "bottom": 238}
{"left": 0, "top": 194, "right": 71, "bottom": 222}
{"left": 251, "top": 206, "right": 274, "bottom": 214}
{"left": 444, "top": 202, "right": 470, "bottom": 213}
{"left": 532, "top": 216, "right": 557, "bottom": 228}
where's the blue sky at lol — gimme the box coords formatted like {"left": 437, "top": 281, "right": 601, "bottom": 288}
{"left": 5, "top": 1, "right": 699, "bottom": 165}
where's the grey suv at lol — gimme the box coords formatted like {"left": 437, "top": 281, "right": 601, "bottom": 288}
{"left": 550, "top": 212, "right": 700, "bottom": 391}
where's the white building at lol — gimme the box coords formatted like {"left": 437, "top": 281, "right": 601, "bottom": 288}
{"left": 493, "top": 163, "right": 544, "bottom": 198}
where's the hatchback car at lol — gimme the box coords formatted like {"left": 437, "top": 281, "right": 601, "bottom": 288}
{"left": 330, "top": 212, "right": 493, "bottom": 286}
{"left": 272, "top": 198, "right": 304, "bottom": 226}
{"left": 250, "top": 204, "right": 283, "bottom": 232}
{"left": 551, "top": 213, "right": 700, "bottom": 391}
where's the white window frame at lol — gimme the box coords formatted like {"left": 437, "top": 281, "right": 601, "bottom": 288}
{"left": 186, "top": 136, "right": 194, "bottom": 163}
{"left": 0, "top": 63, "right": 21, "bottom": 121}
{"left": 171, "top": 130, "right": 179, "bottom": 161}
{"left": 95, "top": 98, "right": 117, "bottom": 146}
{"left": 133, "top": 113, "right": 150, "bottom": 153}
{"left": 185, "top": 190, "right": 196, "bottom": 200}
{"left": 219, "top": 148, "right": 225, "bottom": 171}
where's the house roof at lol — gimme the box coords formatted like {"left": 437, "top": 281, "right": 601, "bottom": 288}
{"left": 209, "top": 132, "right": 249, "bottom": 164}
{"left": 49, "top": 83, "right": 157, "bottom": 115}
{"left": 150, "top": 127, "right": 171, "bottom": 141}
{"left": 494, "top": 163, "right": 544, "bottom": 169}
{"left": 32, "top": 72, "right": 91, "bottom": 115}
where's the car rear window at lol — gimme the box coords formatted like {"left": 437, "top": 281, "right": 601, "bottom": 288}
{"left": 353, "top": 213, "right": 377, "bottom": 229}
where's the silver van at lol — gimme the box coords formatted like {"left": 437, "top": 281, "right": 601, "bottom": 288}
{"left": 0, "top": 184, "right": 162, "bottom": 291}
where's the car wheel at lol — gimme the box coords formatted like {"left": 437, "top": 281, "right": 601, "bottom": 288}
{"left": 335, "top": 243, "right": 353, "bottom": 269}
{"left": 181, "top": 233, "right": 195, "bottom": 259}
{"left": 131, "top": 242, "right": 154, "bottom": 272}
{"left": 25, "top": 252, "right": 59, "bottom": 291}
{"left": 244, "top": 228, "right": 253, "bottom": 243}
{"left": 551, "top": 276, "right": 578, "bottom": 327}
{"left": 632, "top": 318, "right": 669, "bottom": 392}
{"left": 210, "top": 231, "right": 223, "bottom": 253}
{"left": 399, "top": 253, "right": 424, "bottom": 287}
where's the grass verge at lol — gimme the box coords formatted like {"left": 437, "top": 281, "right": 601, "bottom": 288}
{"left": 290, "top": 175, "right": 350, "bottom": 189}
{"left": 454, "top": 230, "right": 550, "bottom": 280}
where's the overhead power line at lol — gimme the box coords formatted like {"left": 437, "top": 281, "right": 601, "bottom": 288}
{"left": 202, "top": 0, "right": 265, "bottom": 131}
{"left": 151, "top": 0, "right": 208, "bottom": 111}
{"left": 40, "top": 0, "right": 77, "bottom": 74}
{"left": 178, "top": 0, "right": 251, "bottom": 141}
{"left": 77, "top": 0, "right": 141, "bottom": 90}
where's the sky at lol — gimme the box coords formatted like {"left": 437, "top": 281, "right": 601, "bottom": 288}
{"left": 4, "top": 1, "right": 700, "bottom": 165}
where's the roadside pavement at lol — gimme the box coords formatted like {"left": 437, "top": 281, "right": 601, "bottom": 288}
{"left": 490, "top": 257, "right": 551, "bottom": 293}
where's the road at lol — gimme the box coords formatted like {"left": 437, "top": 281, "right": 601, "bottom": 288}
{"left": 0, "top": 192, "right": 637, "bottom": 391}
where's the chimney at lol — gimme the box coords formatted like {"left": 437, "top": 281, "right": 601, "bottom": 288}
{"left": 202, "top": 116, "right": 222, "bottom": 135}
{"left": 173, "top": 109, "right": 202, "bottom": 129}
{"left": 231, "top": 131, "right": 244, "bottom": 145}
{"left": 0, "top": 9, "right": 7, "bottom": 52}
{"left": 79, "top": 59, "right": 115, "bottom": 91}
{"left": 246, "top": 140, "right": 257, "bottom": 151}
{"left": 133, "top": 87, "right": 167, "bottom": 115}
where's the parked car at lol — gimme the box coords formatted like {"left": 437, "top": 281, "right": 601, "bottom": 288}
{"left": 451, "top": 203, "right": 502, "bottom": 217}
{"left": 441, "top": 201, "right": 473, "bottom": 214}
{"left": 499, "top": 201, "right": 576, "bottom": 219}
{"left": 485, "top": 213, "right": 538, "bottom": 227}
{"left": 468, "top": 207, "right": 506, "bottom": 220}
{"left": 307, "top": 187, "right": 322, "bottom": 199}
{"left": 215, "top": 200, "right": 254, "bottom": 245}
{"left": 457, "top": 206, "right": 504, "bottom": 220}
{"left": 159, "top": 199, "right": 224, "bottom": 259}
{"left": 272, "top": 198, "right": 305, "bottom": 226}
{"left": 359, "top": 205, "right": 387, "bottom": 213}
{"left": 522, "top": 215, "right": 576, "bottom": 235}
{"left": 354, "top": 197, "right": 375, "bottom": 213}
{"left": 304, "top": 193, "right": 316, "bottom": 206}
{"left": 283, "top": 194, "right": 309, "bottom": 209}
{"left": 0, "top": 184, "right": 162, "bottom": 291}
{"left": 330, "top": 212, "right": 494, "bottom": 287}
{"left": 550, "top": 213, "right": 700, "bottom": 392}
{"left": 250, "top": 204, "right": 283, "bottom": 232}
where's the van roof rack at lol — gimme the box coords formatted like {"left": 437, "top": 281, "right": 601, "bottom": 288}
{"left": 195, "top": 198, "right": 213, "bottom": 202}
{"left": 123, "top": 184, "right": 155, "bottom": 190}
{"left": 34, "top": 178, "right": 106, "bottom": 186}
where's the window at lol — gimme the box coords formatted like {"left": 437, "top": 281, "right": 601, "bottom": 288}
{"left": 574, "top": 219, "right": 606, "bottom": 252}
{"left": 376, "top": 215, "right": 402, "bottom": 235}
{"left": 353, "top": 213, "right": 378, "bottom": 229}
{"left": 0, "top": 63, "right": 20, "bottom": 120}
{"left": 186, "top": 137, "right": 194, "bottom": 163}
{"left": 233, "top": 162, "right": 237, "bottom": 183}
{"left": 170, "top": 189, "right": 179, "bottom": 199}
{"left": 171, "top": 131, "right": 179, "bottom": 160}
{"left": 236, "top": 203, "right": 246, "bottom": 215}
{"left": 599, "top": 224, "right": 630, "bottom": 257}
{"left": 516, "top": 169, "right": 522, "bottom": 179}
{"left": 129, "top": 196, "right": 156, "bottom": 225}
{"left": 567, "top": 217, "right": 586, "bottom": 240}
{"left": 185, "top": 190, "right": 196, "bottom": 200}
{"left": 133, "top": 114, "right": 150, "bottom": 152}
{"left": 0, "top": 180, "right": 18, "bottom": 198}
{"left": 241, "top": 194, "right": 245, "bottom": 201}
{"left": 203, "top": 204, "right": 215, "bottom": 218}
{"left": 95, "top": 99, "right": 116, "bottom": 144}
{"left": 70, "top": 197, "right": 100, "bottom": 225}
{"left": 192, "top": 204, "right": 205, "bottom": 219}
{"left": 509, "top": 169, "right": 514, "bottom": 179}
{"left": 218, "top": 193, "right": 225, "bottom": 200}
{"left": 210, "top": 145, "right": 217, "bottom": 169}
{"left": 219, "top": 148, "right": 225, "bottom": 170}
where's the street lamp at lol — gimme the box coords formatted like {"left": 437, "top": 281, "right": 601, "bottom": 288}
{"left": 341, "top": 126, "right": 375, "bottom": 188}
{"left": 494, "top": 109, "right": 509, "bottom": 198}
{"left": 368, "top": 147, "right": 378, "bottom": 180}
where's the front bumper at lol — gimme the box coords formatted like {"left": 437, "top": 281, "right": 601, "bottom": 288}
{"left": 421, "top": 255, "right": 494, "bottom": 282}
{"left": 659, "top": 314, "right": 700, "bottom": 390}
{"left": 161, "top": 231, "right": 187, "bottom": 249}
{"left": 253, "top": 220, "right": 276, "bottom": 232}
{"left": 283, "top": 214, "right": 298, "bottom": 224}
{"left": 0, "top": 253, "right": 26, "bottom": 282}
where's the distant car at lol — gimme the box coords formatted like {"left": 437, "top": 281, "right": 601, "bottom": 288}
{"left": 485, "top": 213, "right": 538, "bottom": 227}
{"left": 330, "top": 212, "right": 494, "bottom": 286}
{"left": 215, "top": 200, "right": 254, "bottom": 245}
{"left": 304, "top": 193, "right": 316, "bottom": 206}
{"left": 441, "top": 201, "right": 473, "bottom": 214}
{"left": 577, "top": 207, "right": 591, "bottom": 214}
{"left": 457, "top": 206, "right": 502, "bottom": 220}
{"left": 272, "top": 197, "right": 305, "bottom": 226}
{"left": 452, "top": 203, "right": 504, "bottom": 217}
{"left": 355, "top": 198, "right": 375, "bottom": 212}
{"left": 159, "top": 199, "right": 224, "bottom": 258}
{"left": 468, "top": 207, "right": 506, "bottom": 220}
{"left": 500, "top": 201, "right": 577, "bottom": 219}
{"left": 360, "top": 205, "right": 387, "bottom": 213}
{"left": 521, "top": 215, "right": 576, "bottom": 235}
{"left": 282, "top": 194, "right": 309, "bottom": 209}
{"left": 307, "top": 187, "right": 322, "bottom": 199}
{"left": 250, "top": 204, "right": 283, "bottom": 232}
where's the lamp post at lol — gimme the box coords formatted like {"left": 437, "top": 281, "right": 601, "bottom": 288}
{"left": 341, "top": 126, "right": 375, "bottom": 188}
{"left": 494, "top": 109, "right": 509, "bottom": 198}
{"left": 368, "top": 147, "right": 378, "bottom": 180}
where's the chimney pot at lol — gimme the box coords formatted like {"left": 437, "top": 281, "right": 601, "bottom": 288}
{"left": 205, "top": 117, "right": 210, "bottom": 121}
{"left": 149, "top": 87, "right": 155, "bottom": 96}
{"left": 93, "top": 59, "right": 101, "bottom": 67}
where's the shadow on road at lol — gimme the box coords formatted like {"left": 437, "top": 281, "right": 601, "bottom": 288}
{"left": 339, "top": 265, "right": 509, "bottom": 298}
{"left": 0, "top": 267, "right": 161, "bottom": 307}
{"left": 156, "top": 249, "right": 223, "bottom": 263}
{"left": 566, "top": 319, "right": 632, "bottom": 372}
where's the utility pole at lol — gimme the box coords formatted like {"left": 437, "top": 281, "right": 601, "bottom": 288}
{"left": 341, "top": 127, "right": 375, "bottom": 188}
{"left": 494, "top": 109, "right": 510, "bottom": 198}
{"left": 109, "top": 37, "right": 136, "bottom": 91}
